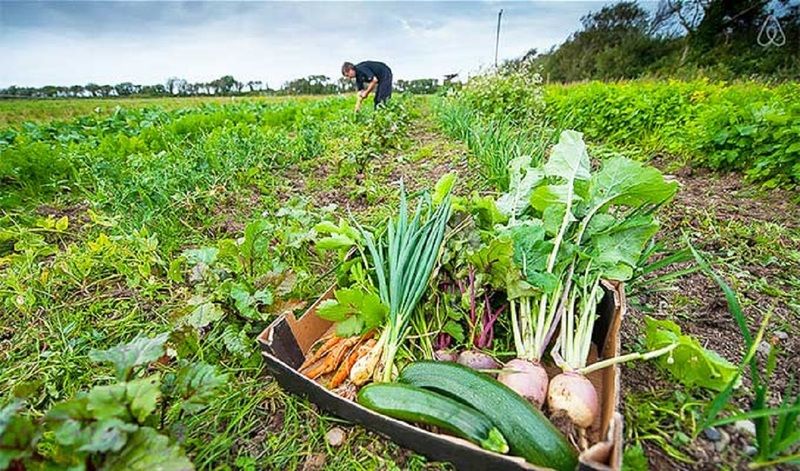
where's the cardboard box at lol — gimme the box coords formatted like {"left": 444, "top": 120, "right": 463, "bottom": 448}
{"left": 257, "top": 281, "right": 625, "bottom": 471}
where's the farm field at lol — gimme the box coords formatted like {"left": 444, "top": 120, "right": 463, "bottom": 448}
{"left": 1, "top": 80, "right": 799, "bottom": 470}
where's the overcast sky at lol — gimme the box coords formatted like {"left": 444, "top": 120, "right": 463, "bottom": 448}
{"left": 0, "top": 1, "right": 638, "bottom": 88}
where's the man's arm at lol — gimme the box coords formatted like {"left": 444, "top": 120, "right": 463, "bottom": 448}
{"left": 355, "top": 77, "right": 378, "bottom": 112}
{"left": 359, "top": 77, "right": 379, "bottom": 98}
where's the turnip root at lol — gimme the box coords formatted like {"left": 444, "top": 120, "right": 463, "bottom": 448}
{"left": 434, "top": 349, "right": 458, "bottom": 362}
{"left": 498, "top": 358, "right": 549, "bottom": 407}
{"left": 456, "top": 350, "right": 500, "bottom": 371}
{"left": 546, "top": 372, "right": 598, "bottom": 429}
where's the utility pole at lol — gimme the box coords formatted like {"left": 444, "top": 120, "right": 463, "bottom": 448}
{"left": 494, "top": 9, "right": 504, "bottom": 68}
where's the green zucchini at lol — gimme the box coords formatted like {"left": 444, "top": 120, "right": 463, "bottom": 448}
{"left": 357, "top": 383, "right": 509, "bottom": 454}
{"left": 399, "top": 361, "right": 578, "bottom": 471}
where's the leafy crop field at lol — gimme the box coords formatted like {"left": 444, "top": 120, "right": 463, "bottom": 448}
{"left": 1, "top": 79, "right": 798, "bottom": 470}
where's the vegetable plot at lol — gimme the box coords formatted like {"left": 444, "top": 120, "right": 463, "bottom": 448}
{"left": 293, "top": 130, "right": 681, "bottom": 468}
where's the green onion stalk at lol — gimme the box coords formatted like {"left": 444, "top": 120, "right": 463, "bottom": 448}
{"left": 360, "top": 188, "right": 452, "bottom": 382}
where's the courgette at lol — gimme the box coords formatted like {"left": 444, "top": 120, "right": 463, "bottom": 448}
{"left": 399, "top": 361, "right": 578, "bottom": 471}
{"left": 357, "top": 383, "right": 509, "bottom": 454}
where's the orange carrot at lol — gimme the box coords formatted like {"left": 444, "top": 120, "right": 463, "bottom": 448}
{"left": 330, "top": 338, "right": 376, "bottom": 388}
{"left": 299, "top": 333, "right": 341, "bottom": 371}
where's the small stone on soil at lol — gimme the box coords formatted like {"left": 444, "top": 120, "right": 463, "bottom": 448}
{"left": 774, "top": 330, "right": 788, "bottom": 340}
{"left": 744, "top": 445, "right": 758, "bottom": 456}
{"left": 756, "top": 340, "right": 771, "bottom": 355}
{"left": 734, "top": 419, "right": 756, "bottom": 436}
{"left": 715, "top": 430, "right": 730, "bottom": 452}
{"left": 326, "top": 427, "right": 346, "bottom": 447}
{"left": 301, "top": 453, "right": 326, "bottom": 471}
{"left": 703, "top": 427, "right": 722, "bottom": 441}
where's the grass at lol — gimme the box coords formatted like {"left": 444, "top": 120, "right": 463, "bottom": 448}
{"left": 0, "top": 95, "right": 327, "bottom": 127}
{"left": 0, "top": 94, "right": 459, "bottom": 469}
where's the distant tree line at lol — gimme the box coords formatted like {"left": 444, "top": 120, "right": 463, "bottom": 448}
{"left": 507, "top": 0, "right": 800, "bottom": 82}
{"left": 0, "top": 74, "right": 444, "bottom": 99}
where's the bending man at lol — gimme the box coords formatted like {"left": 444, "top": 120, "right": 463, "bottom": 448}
{"left": 341, "top": 60, "right": 393, "bottom": 112}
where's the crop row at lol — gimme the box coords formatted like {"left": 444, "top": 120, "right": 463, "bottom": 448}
{"left": 545, "top": 80, "right": 800, "bottom": 190}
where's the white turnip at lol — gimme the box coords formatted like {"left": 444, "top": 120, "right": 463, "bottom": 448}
{"left": 546, "top": 371, "right": 598, "bottom": 428}
{"left": 497, "top": 358, "right": 549, "bottom": 407}
{"left": 433, "top": 349, "right": 458, "bottom": 362}
{"left": 456, "top": 350, "right": 500, "bottom": 371}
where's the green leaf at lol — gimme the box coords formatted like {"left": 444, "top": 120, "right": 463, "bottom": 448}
{"left": 174, "top": 362, "right": 228, "bottom": 414}
{"left": 433, "top": 172, "right": 456, "bottom": 205}
{"left": 622, "top": 444, "right": 648, "bottom": 471}
{"left": 530, "top": 184, "right": 582, "bottom": 213}
{"left": 52, "top": 417, "right": 90, "bottom": 448}
{"left": 469, "top": 236, "right": 514, "bottom": 290}
{"left": 0, "top": 400, "right": 37, "bottom": 469}
{"left": 545, "top": 130, "right": 591, "bottom": 182}
{"left": 55, "top": 216, "right": 69, "bottom": 231}
{"left": 589, "top": 157, "right": 678, "bottom": 210}
{"left": 584, "top": 213, "right": 617, "bottom": 238}
{"left": 182, "top": 247, "right": 218, "bottom": 266}
{"left": 46, "top": 395, "right": 92, "bottom": 422}
{"left": 100, "top": 427, "right": 193, "bottom": 471}
{"left": 87, "top": 383, "right": 128, "bottom": 421}
{"left": 645, "top": 316, "right": 738, "bottom": 391}
{"left": 496, "top": 155, "right": 544, "bottom": 218}
{"left": 470, "top": 194, "right": 508, "bottom": 228}
{"left": 316, "top": 233, "right": 356, "bottom": 250}
{"left": 87, "top": 376, "right": 161, "bottom": 423}
{"left": 185, "top": 301, "right": 224, "bottom": 329}
{"left": 89, "top": 333, "right": 168, "bottom": 381}
{"left": 314, "top": 219, "right": 361, "bottom": 252}
{"left": 360, "top": 292, "right": 389, "bottom": 329}
{"left": 253, "top": 288, "right": 273, "bottom": 306}
{"left": 335, "top": 315, "right": 365, "bottom": 337}
{"left": 313, "top": 221, "right": 339, "bottom": 233}
{"left": 594, "top": 218, "right": 659, "bottom": 278}
{"left": 79, "top": 419, "right": 138, "bottom": 453}
{"left": 317, "top": 288, "right": 387, "bottom": 335}
{"left": 125, "top": 376, "right": 161, "bottom": 423}
{"left": 442, "top": 320, "right": 465, "bottom": 343}
{"left": 228, "top": 283, "right": 271, "bottom": 321}
{"left": 542, "top": 204, "right": 566, "bottom": 236}
{"left": 221, "top": 324, "right": 252, "bottom": 358}
{"left": 316, "top": 299, "right": 350, "bottom": 322}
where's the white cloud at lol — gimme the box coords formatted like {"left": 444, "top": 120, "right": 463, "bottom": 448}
{"left": 0, "top": 1, "right": 620, "bottom": 88}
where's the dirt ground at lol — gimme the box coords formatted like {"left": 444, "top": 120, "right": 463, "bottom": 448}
{"left": 621, "top": 165, "right": 800, "bottom": 470}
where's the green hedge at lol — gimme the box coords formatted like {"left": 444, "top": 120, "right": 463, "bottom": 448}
{"left": 545, "top": 80, "right": 800, "bottom": 189}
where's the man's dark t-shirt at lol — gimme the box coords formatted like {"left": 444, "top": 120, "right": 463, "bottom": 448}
{"left": 355, "top": 60, "right": 393, "bottom": 107}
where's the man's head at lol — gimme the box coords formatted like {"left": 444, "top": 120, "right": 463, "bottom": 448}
{"left": 341, "top": 62, "right": 356, "bottom": 79}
